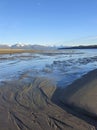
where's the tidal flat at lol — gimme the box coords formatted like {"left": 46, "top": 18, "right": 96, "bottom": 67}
{"left": 0, "top": 49, "right": 97, "bottom": 130}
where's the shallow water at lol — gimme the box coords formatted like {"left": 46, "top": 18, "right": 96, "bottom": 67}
{"left": 0, "top": 49, "right": 97, "bottom": 87}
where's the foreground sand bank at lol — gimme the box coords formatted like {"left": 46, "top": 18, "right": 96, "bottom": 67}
{"left": 57, "top": 69, "right": 97, "bottom": 118}
{"left": 0, "top": 70, "right": 97, "bottom": 129}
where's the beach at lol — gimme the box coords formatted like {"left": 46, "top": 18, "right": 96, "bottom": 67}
{"left": 0, "top": 73, "right": 96, "bottom": 130}
{"left": 0, "top": 49, "right": 97, "bottom": 130}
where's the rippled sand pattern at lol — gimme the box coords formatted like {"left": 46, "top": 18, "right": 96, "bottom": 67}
{"left": 0, "top": 77, "right": 95, "bottom": 130}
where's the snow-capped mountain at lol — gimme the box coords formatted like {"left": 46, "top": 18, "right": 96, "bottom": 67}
{"left": 13, "top": 43, "right": 25, "bottom": 47}
{"left": 11, "top": 43, "right": 31, "bottom": 49}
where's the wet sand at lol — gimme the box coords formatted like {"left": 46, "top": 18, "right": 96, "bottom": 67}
{"left": 0, "top": 49, "right": 97, "bottom": 129}
{"left": 0, "top": 71, "right": 97, "bottom": 130}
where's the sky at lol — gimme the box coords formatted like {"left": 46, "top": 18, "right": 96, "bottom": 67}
{"left": 0, "top": 0, "right": 97, "bottom": 46}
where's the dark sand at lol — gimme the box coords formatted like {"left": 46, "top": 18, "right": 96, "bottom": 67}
{"left": 0, "top": 70, "right": 97, "bottom": 130}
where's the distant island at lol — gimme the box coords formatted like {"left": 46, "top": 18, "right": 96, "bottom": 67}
{"left": 59, "top": 45, "right": 97, "bottom": 49}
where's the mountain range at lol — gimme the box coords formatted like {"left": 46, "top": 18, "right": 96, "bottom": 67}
{"left": 1, "top": 43, "right": 97, "bottom": 50}
{"left": 0, "top": 43, "right": 56, "bottom": 50}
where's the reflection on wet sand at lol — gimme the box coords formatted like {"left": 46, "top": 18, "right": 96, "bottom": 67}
{"left": 0, "top": 49, "right": 97, "bottom": 86}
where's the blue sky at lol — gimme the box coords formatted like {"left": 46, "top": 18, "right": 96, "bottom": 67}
{"left": 0, "top": 0, "right": 97, "bottom": 46}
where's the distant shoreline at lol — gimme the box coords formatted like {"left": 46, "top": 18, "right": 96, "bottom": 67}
{"left": 0, "top": 49, "right": 42, "bottom": 54}
{"left": 59, "top": 45, "right": 97, "bottom": 49}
